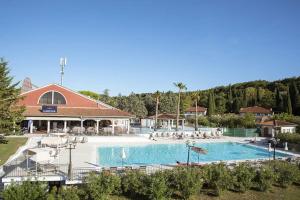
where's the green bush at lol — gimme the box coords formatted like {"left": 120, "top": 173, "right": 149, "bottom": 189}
{"left": 85, "top": 171, "right": 121, "bottom": 200}
{"left": 147, "top": 171, "right": 170, "bottom": 200}
{"left": 2, "top": 181, "right": 48, "bottom": 200}
{"left": 121, "top": 171, "right": 147, "bottom": 199}
{"left": 277, "top": 133, "right": 300, "bottom": 144}
{"left": 202, "top": 163, "right": 232, "bottom": 196}
{"left": 253, "top": 165, "right": 275, "bottom": 191}
{"left": 269, "top": 160, "right": 300, "bottom": 188}
{"left": 170, "top": 167, "right": 203, "bottom": 200}
{"left": 232, "top": 163, "right": 256, "bottom": 192}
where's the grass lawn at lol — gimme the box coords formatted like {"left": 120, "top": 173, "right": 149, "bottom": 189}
{"left": 110, "top": 185, "right": 300, "bottom": 200}
{"left": 0, "top": 137, "right": 28, "bottom": 165}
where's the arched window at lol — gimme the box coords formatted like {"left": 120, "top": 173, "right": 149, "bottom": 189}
{"left": 39, "top": 91, "right": 66, "bottom": 105}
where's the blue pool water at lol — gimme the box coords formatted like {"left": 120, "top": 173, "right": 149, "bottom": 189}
{"left": 98, "top": 142, "right": 289, "bottom": 167}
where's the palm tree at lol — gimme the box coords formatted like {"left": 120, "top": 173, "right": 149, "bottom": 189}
{"left": 174, "top": 82, "right": 187, "bottom": 131}
{"left": 191, "top": 92, "right": 200, "bottom": 131}
{"left": 153, "top": 91, "right": 161, "bottom": 130}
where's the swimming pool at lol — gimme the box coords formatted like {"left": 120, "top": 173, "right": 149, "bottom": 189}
{"left": 98, "top": 142, "right": 289, "bottom": 167}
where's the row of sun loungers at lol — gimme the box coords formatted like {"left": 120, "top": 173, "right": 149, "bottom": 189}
{"left": 150, "top": 131, "right": 223, "bottom": 140}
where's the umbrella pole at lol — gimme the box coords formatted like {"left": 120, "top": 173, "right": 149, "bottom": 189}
{"left": 35, "top": 161, "right": 38, "bottom": 176}
{"left": 26, "top": 151, "right": 29, "bottom": 172}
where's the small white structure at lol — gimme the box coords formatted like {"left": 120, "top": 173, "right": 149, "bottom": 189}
{"left": 258, "top": 120, "right": 297, "bottom": 137}
{"left": 141, "top": 113, "right": 185, "bottom": 130}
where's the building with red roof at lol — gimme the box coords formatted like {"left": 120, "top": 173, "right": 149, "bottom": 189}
{"left": 257, "top": 120, "right": 297, "bottom": 137}
{"left": 184, "top": 106, "right": 207, "bottom": 118}
{"left": 17, "top": 83, "right": 132, "bottom": 134}
{"left": 239, "top": 106, "right": 273, "bottom": 117}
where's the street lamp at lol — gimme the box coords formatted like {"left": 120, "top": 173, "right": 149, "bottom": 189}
{"left": 186, "top": 140, "right": 196, "bottom": 166}
{"left": 271, "top": 129, "right": 280, "bottom": 160}
{"left": 67, "top": 142, "right": 76, "bottom": 180}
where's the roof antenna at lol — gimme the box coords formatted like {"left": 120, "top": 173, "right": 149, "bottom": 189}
{"left": 60, "top": 57, "right": 67, "bottom": 86}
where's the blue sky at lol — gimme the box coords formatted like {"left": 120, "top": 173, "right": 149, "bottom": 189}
{"left": 1, "top": 0, "right": 299, "bottom": 95}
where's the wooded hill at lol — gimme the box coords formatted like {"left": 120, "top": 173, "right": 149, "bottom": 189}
{"left": 79, "top": 76, "right": 300, "bottom": 118}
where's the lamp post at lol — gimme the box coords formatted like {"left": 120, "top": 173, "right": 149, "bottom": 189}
{"left": 186, "top": 140, "right": 196, "bottom": 166}
{"left": 272, "top": 129, "right": 280, "bottom": 160}
{"left": 67, "top": 142, "right": 76, "bottom": 180}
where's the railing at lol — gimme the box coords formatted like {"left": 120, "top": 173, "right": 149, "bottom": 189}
{"left": 223, "top": 128, "right": 259, "bottom": 137}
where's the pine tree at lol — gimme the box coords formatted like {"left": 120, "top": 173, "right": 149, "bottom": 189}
{"left": 207, "top": 92, "right": 215, "bottom": 116}
{"left": 286, "top": 87, "right": 293, "bottom": 115}
{"left": 0, "top": 59, "right": 24, "bottom": 134}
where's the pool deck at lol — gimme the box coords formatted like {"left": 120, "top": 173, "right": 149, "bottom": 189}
{"left": 6, "top": 135, "right": 299, "bottom": 169}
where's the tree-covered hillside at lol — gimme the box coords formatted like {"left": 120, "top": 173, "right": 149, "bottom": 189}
{"left": 79, "top": 76, "right": 300, "bottom": 118}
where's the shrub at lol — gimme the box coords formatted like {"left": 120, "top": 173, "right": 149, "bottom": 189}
{"left": 147, "top": 171, "right": 170, "bottom": 200}
{"left": 202, "top": 163, "right": 232, "bottom": 196}
{"left": 253, "top": 165, "right": 275, "bottom": 191}
{"left": 57, "top": 186, "right": 83, "bottom": 200}
{"left": 85, "top": 171, "right": 121, "bottom": 200}
{"left": 2, "top": 181, "right": 48, "bottom": 200}
{"left": 269, "top": 160, "right": 300, "bottom": 188}
{"left": 170, "top": 167, "right": 203, "bottom": 200}
{"left": 232, "top": 163, "right": 256, "bottom": 192}
{"left": 121, "top": 171, "right": 147, "bottom": 199}
{"left": 277, "top": 133, "right": 300, "bottom": 144}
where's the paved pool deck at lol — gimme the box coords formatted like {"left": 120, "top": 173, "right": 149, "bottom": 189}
{"left": 4, "top": 135, "right": 300, "bottom": 168}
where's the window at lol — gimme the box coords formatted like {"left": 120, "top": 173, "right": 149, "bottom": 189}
{"left": 39, "top": 91, "right": 66, "bottom": 105}
{"left": 53, "top": 92, "right": 66, "bottom": 104}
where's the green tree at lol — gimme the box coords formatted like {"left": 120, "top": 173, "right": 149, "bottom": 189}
{"left": 286, "top": 87, "right": 293, "bottom": 115}
{"left": 174, "top": 82, "right": 187, "bottom": 131}
{"left": 78, "top": 90, "right": 100, "bottom": 100}
{"left": 153, "top": 91, "right": 160, "bottom": 130}
{"left": 0, "top": 59, "right": 24, "bottom": 134}
{"left": 207, "top": 92, "right": 215, "bottom": 116}
{"left": 227, "top": 85, "right": 233, "bottom": 112}
{"left": 256, "top": 87, "right": 262, "bottom": 104}
{"left": 232, "top": 97, "right": 241, "bottom": 114}
{"left": 275, "top": 88, "right": 284, "bottom": 112}
{"left": 290, "top": 81, "right": 300, "bottom": 115}
{"left": 125, "top": 93, "right": 148, "bottom": 118}
{"left": 242, "top": 90, "right": 247, "bottom": 108}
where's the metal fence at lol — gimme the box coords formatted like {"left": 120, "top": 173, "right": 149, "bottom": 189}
{"left": 223, "top": 128, "right": 259, "bottom": 137}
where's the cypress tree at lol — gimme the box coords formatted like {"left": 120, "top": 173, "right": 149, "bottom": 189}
{"left": 207, "top": 92, "right": 215, "bottom": 116}
{"left": 290, "top": 81, "right": 300, "bottom": 115}
{"left": 275, "top": 88, "right": 283, "bottom": 112}
{"left": 256, "top": 87, "right": 261, "bottom": 104}
{"left": 242, "top": 90, "right": 247, "bottom": 108}
{"left": 227, "top": 85, "right": 233, "bottom": 112}
{"left": 233, "top": 97, "right": 241, "bottom": 114}
{"left": 212, "top": 90, "right": 216, "bottom": 113}
{"left": 0, "top": 59, "right": 24, "bottom": 134}
{"left": 286, "top": 87, "right": 293, "bottom": 115}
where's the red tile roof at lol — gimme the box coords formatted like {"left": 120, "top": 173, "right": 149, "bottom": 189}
{"left": 23, "top": 106, "right": 132, "bottom": 118}
{"left": 186, "top": 107, "right": 207, "bottom": 112}
{"left": 240, "top": 106, "right": 272, "bottom": 114}
{"left": 258, "top": 120, "right": 297, "bottom": 127}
